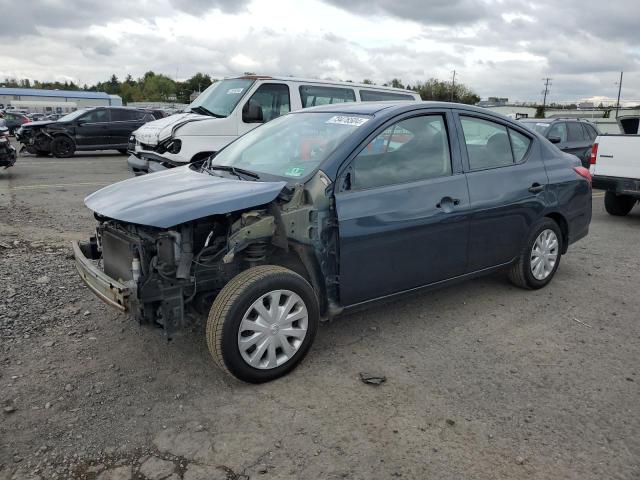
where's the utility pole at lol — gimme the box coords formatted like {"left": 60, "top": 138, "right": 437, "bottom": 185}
{"left": 450, "top": 70, "right": 456, "bottom": 102}
{"left": 615, "top": 71, "right": 623, "bottom": 118}
{"left": 541, "top": 77, "right": 552, "bottom": 116}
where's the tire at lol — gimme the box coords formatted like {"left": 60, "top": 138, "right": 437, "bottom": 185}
{"left": 117, "top": 149, "right": 128, "bottom": 155}
{"left": 206, "top": 265, "right": 319, "bottom": 383}
{"left": 50, "top": 136, "right": 75, "bottom": 158}
{"left": 604, "top": 191, "right": 636, "bottom": 216}
{"left": 508, "top": 218, "right": 563, "bottom": 290}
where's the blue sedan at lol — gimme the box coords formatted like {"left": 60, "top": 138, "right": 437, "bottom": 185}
{"left": 74, "top": 101, "right": 592, "bottom": 382}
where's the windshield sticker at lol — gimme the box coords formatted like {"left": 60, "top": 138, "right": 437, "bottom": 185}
{"left": 326, "top": 115, "right": 370, "bottom": 127}
{"left": 226, "top": 88, "right": 244, "bottom": 95}
{"left": 284, "top": 167, "right": 305, "bottom": 177}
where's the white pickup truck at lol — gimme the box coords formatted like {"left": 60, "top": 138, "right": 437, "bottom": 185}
{"left": 590, "top": 115, "right": 640, "bottom": 216}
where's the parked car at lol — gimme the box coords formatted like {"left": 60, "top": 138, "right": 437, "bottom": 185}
{"left": 74, "top": 101, "right": 592, "bottom": 383}
{"left": 589, "top": 116, "right": 640, "bottom": 215}
{"left": 127, "top": 75, "right": 421, "bottom": 175}
{"left": 0, "top": 121, "right": 17, "bottom": 168}
{"left": 520, "top": 118, "right": 599, "bottom": 168}
{"left": 15, "top": 107, "right": 163, "bottom": 157}
{"left": 43, "top": 113, "right": 64, "bottom": 121}
{"left": 27, "top": 112, "right": 46, "bottom": 121}
{"left": 2, "top": 112, "right": 30, "bottom": 135}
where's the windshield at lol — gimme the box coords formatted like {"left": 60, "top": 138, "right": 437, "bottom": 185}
{"left": 188, "top": 78, "right": 255, "bottom": 117}
{"left": 57, "top": 110, "right": 87, "bottom": 122}
{"left": 210, "top": 112, "right": 372, "bottom": 179}
{"left": 521, "top": 121, "right": 550, "bottom": 135}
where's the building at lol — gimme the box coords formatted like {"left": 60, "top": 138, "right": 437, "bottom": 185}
{"left": 477, "top": 97, "right": 509, "bottom": 107}
{"left": 0, "top": 87, "right": 122, "bottom": 114}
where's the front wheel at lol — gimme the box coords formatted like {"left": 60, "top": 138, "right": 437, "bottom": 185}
{"left": 508, "top": 218, "right": 563, "bottom": 289}
{"left": 51, "top": 136, "right": 75, "bottom": 158}
{"left": 604, "top": 191, "right": 636, "bottom": 216}
{"left": 206, "top": 265, "right": 319, "bottom": 383}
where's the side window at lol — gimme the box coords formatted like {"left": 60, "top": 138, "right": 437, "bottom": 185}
{"left": 352, "top": 115, "right": 451, "bottom": 190}
{"left": 567, "top": 122, "right": 586, "bottom": 142}
{"left": 582, "top": 123, "right": 598, "bottom": 141}
{"left": 242, "top": 83, "right": 290, "bottom": 123}
{"left": 81, "top": 109, "right": 109, "bottom": 123}
{"left": 508, "top": 129, "right": 531, "bottom": 162}
{"left": 360, "top": 90, "right": 414, "bottom": 101}
{"left": 547, "top": 122, "right": 567, "bottom": 143}
{"left": 460, "top": 116, "right": 514, "bottom": 169}
{"left": 111, "top": 109, "right": 138, "bottom": 122}
{"left": 299, "top": 85, "right": 356, "bottom": 108}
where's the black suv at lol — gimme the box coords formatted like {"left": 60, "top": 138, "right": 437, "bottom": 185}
{"left": 15, "top": 107, "right": 163, "bottom": 158}
{"left": 520, "top": 118, "right": 599, "bottom": 168}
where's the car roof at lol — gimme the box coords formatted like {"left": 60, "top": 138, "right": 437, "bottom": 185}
{"left": 293, "top": 101, "right": 518, "bottom": 120}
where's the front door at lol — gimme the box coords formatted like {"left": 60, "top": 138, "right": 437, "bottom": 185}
{"left": 335, "top": 112, "right": 470, "bottom": 306}
{"left": 76, "top": 108, "right": 110, "bottom": 147}
{"left": 455, "top": 112, "right": 548, "bottom": 271}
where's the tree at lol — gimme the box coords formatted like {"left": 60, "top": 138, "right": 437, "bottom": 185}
{"left": 362, "top": 79, "right": 374, "bottom": 85}
{"left": 410, "top": 78, "right": 480, "bottom": 104}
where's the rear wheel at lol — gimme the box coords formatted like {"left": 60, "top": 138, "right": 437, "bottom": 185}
{"left": 51, "top": 136, "right": 75, "bottom": 158}
{"left": 508, "top": 218, "right": 562, "bottom": 290}
{"left": 604, "top": 191, "right": 636, "bottom": 216}
{"left": 206, "top": 265, "right": 319, "bottom": 383}
{"left": 117, "top": 149, "right": 128, "bottom": 155}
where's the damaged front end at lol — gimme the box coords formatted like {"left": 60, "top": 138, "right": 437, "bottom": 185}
{"left": 73, "top": 172, "right": 338, "bottom": 338}
{"left": 0, "top": 129, "right": 17, "bottom": 168}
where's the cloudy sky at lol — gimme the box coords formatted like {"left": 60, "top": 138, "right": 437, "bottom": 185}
{"left": 1, "top": 0, "right": 639, "bottom": 103}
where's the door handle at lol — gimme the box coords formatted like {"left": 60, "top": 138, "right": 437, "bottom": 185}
{"left": 436, "top": 197, "right": 461, "bottom": 209}
{"left": 528, "top": 183, "right": 545, "bottom": 194}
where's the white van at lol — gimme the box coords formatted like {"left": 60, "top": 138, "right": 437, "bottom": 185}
{"left": 127, "top": 75, "right": 421, "bottom": 174}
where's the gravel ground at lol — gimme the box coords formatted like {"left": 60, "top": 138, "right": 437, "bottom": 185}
{"left": 1, "top": 149, "right": 639, "bottom": 479}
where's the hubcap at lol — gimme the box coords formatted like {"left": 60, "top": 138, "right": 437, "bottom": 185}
{"left": 237, "top": 289, "right": 308, "bottom": 369}
{"left": 530, "top": 229, "right": 559, "bottom": 280}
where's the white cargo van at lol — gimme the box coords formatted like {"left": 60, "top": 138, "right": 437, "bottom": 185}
{"left": 127, "top": 75, "right": 421, "bottom": 174}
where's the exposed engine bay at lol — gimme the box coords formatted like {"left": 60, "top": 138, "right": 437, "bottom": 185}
{"left": 78, "top": 177, "right": 339, "bottom": 337}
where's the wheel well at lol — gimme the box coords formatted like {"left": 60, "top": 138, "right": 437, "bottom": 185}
{"left": 545, "top": 212, "right": 569, "bottom": 254}
{"left": 264, "top": 246, "right": 327, "bottom": 317}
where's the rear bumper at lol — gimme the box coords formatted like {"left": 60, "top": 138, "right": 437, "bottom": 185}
{"left": 72, "top": 240, "right": 130, "bottom": 311}
{"left": 592, "top": 175, "right": 640, "bottom": 198}
{"left": 0, "top": 146, "right": 16, "bottom": 167}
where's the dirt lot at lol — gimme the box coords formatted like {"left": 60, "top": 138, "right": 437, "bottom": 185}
{"left": 1, "top": 148, "right": 639, "bottom": 480}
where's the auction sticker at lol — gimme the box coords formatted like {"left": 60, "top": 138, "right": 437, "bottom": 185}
{"left": 326, "top": 115, "right": 370, "bottom": 127}
{"left": 284, "top": 167, "right": 305, "bottom": 177}
{"left": 226, "top": 88, "right": 244, "bottom": 94}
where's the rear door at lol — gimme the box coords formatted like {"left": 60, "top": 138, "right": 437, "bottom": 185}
{"left": 109, "top": 109, "right": 143, "bottom": 147}
{"left": 454, "top": 111, "right": 548, "bottom": 271}
{"left": 76, "top": 108, "right": 110, "bottom": 147}
{"left": 335, "top": 110, "right": 470, "bottom": 305}
{"left": 565, "top": 121, "right": 591, "bottom": 167}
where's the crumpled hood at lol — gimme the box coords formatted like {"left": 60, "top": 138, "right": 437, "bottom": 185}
{"left": 23, "top": 120, "right": 56, "bottom": 129}
{"left": 134, "top": 112, "right": 210, "bottom": 145}
{"left": 85, "top": 166, "right": 287, "bottom": 228}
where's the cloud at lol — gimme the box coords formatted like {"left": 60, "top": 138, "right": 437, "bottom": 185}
{"left": 0, "top": 0, "right": 639, "bottom": 102}
{"left": 323, "top": 0, "right": 488, "bottom": 26}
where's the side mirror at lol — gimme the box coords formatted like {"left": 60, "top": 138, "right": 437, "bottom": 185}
{"left": 548, "top": 136, "right": 562, "bottom": 144}
{"left": 242, "top": 100, "right": 264, "bottom": 123}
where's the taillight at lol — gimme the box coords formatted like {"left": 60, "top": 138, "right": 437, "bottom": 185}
{"left": 590, "top": 142, "right": 598, "bottom": 165}
{"left": 20, "top": 117, "right": 29, "bottom": 124}
{"left": 574, "top": 166, "right": 592, "bottom": 186}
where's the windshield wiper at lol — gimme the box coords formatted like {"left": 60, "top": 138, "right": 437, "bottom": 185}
{"left": 204, "top": 164, "right": 260, "bottom": 180}
{"left": 190, "top": 105, "right": 225, "bottom": 118}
